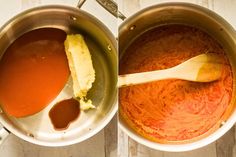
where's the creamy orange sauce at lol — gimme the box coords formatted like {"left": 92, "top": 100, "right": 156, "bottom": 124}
{"left": 0, "top": 28, "right": 70, "bottom": 117}
{"left": 119, "top": 25, "right": 233, "bottom": 142}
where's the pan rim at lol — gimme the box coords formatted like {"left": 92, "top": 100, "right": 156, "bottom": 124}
{"left": 0, "top": 4, "right": 118, "bottom": 146}
{"left": 118, "top": 2, "right": 236, "bottom": 152}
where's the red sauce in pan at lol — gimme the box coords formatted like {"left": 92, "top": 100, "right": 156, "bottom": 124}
{"left": 0, "top": 28, "right": 70, "bottom": 117}
{"left": 119, "top": 25, "right": 233, "bottom": 142}
{"left": 49, "top": 98, "right": 80, "bottom": 130}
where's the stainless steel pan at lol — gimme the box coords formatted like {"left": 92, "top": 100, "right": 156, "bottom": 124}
{"left": 0, "top": 1, "right": 117, "bottom": 146}
{"left": 119, "top": 2, "right": 236, "bottom": 151}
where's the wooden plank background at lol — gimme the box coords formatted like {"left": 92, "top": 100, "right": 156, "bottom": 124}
{"left": 118, "top": 0, "right": 236, "bottom": 157}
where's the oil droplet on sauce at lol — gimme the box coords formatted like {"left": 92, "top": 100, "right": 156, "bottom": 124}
{"left": 0, "top": 28, "right": 70, "bottom": 117}
{"left": 49, "top": 98, "right": 80, "bottom": 130}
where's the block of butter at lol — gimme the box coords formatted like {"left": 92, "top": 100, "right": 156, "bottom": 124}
{"left": 64, "top": 34, "right": 95, "bottom": 110}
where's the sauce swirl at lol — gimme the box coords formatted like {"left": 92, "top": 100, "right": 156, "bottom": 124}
{"left": 119, "top": 25, "right": 233, "bottom": 142}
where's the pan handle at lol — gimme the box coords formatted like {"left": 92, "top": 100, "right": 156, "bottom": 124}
{"left": 77, "top": 0, "right": 86, "bottom": 8}
{"left": 95, "top": 0, "right": 126, "bottom": 20}
{"left": 0, "top": 126, "right": 10, "bottom": 145}
{"left": 77, "top": 0, "right": 126, "bottom": 20}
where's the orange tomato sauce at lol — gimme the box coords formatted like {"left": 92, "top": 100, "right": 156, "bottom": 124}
{"left": 0, "top": 28, "right": 70, "bottom": 117}
{"left": 119, "top": 25, "right": 233, "bottom": 142}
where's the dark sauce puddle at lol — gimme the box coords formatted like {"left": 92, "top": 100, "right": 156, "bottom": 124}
{"left": 49, "top": 98, "right": 80, "bottom": 130}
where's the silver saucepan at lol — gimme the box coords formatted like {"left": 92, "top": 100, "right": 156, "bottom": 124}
{"left": 119, "top": 2, "right": 236, "bottom": 152}
{"left": 0, "top": 1, "right": 117, "bottom": 146}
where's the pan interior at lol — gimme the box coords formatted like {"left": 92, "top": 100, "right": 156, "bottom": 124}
{"left": 119, "top": 3, "right": 236, "bottom": 145}
{"left": 0, "top": 6, "right": 117, "bottom": 145}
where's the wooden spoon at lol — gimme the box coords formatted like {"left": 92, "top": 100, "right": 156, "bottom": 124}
{"left": 118, "top": 53, "right": 224, "bottom": 87}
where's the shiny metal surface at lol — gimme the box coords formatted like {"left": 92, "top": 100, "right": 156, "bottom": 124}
{"left": 96, "top": 0, "right": 126, "bottom": 20}
{"left": 119, "top": 2, "right": 236, "bottom": 151}
{"left": 0, "top": 5, "right": 117, "bottom": 146}
{"left": 0, "top": 125, "right": 10, "bottom": 145}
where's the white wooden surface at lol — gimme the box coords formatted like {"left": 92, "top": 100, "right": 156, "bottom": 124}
{"left": 118, "top": 0, "right": 236, "bottom": 157}
{"left": 0, "top": 0, "right": 117, "bottom": 157}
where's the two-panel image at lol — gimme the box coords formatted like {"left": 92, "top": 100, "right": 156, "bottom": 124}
{"left": 0, "top": 0, "right": 235, "bottom": 157}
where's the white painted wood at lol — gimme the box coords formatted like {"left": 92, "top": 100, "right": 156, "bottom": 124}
{"left": 118, "top": 127, "right": 129, "bottom": 157}
{"left": 215, "top": 126, "right": 235, "bottom": 157}
{"left": 0, "top": 130, "right": 105, "bottom": 157}
{"left": 213, "top": 0, "right": 236, "bottom": 29}
{"left": 105, "top": 115, "right": 118, "bottom": 157}
{"left": 0, "top": 0, "right": 21, "bottom": 27}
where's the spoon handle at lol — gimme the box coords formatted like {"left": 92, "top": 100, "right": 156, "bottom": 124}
{"left": 118, "top": 68, "right": 175, "bottom": 87}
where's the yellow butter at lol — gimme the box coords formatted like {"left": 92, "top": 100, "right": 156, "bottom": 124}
{"left": 64, "top": 34, "right": 95, "bottom": 110}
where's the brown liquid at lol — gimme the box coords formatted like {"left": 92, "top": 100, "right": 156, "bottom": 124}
{"left": 49, "top": 98, "right": 80, "bottom": 130}
{"left": 0, "top": 28, "right": 70, "bottom": 117}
